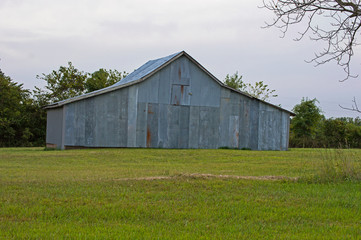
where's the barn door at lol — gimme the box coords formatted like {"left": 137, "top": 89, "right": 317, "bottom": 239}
{"left": 170, "top": 58, "right": 191, "bottom": 106}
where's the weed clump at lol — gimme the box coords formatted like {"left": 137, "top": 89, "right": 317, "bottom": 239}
{"left": 310, "top": 148, "right": 361, "bottom": 183}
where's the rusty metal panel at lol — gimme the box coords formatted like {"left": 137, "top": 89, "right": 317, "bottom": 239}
{"left": 189, "top": 106, "right": 200, "bottom": 148}
{"left": 136, "top": 102, "right": 147, "bottom": 147}
{"left": 171, "top": 57, "right": 190, "bottom": 86}
{"left": 46, "top": 107, "right": 64, "bottom": 149}
{"left": 146, "top": 103, "right": 159, "bottom": 148}
{"left": 170, "top": 85, "right": 191, "bottom": 106}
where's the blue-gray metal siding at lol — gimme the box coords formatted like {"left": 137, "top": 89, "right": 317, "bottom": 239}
{"left": 46, "top": 107, "right": 64, "bottom": 149}
{"left": 58, "top": 56, "right": 290, "bottom": 150}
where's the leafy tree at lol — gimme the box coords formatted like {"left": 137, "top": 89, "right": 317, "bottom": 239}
{"left": 0, "top": 69, "right": 39, "bottom": 147}
{"left": 85, "top": 69, "right": 127, "bottom": 93}
{"left": 262, "top": 0, "right": 361, "bottom": 81}
{"left": 246, "top": 81, "right": 278, "bottom": 101}
{"left": 224, "top": 72, "right": 247, "bottom": 91}
{"left": 224, "top": 72, "right": 277, "bottom": 101}
{"left": 290, "top": 98, "right": 323, "bottom": 147}
{"left": 36, "top": 62, "right": 88, "bottom": 103}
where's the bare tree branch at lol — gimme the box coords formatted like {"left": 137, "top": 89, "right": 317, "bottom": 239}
{"left": 261, "top": 0, "right": 361, "bottom": 81}
{"left": 339, "top": 97, "right": 361, "bottom": 113}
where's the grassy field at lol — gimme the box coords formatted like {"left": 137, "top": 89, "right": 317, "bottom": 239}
{"left": 1, "top": 148, "right": 361, "bottom": 239}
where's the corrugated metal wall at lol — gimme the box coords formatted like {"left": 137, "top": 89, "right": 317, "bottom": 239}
{"left": 60, "top": 56, "right": 290, "bottom": 150}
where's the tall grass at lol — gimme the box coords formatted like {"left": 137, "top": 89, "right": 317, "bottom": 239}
{"left": 312, "top": 148, "right": 361, "bottom": 182}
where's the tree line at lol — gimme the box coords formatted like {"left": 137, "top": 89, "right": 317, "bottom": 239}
{"left": 1, "top": 65, "right": 360, "bottom": 148}
{"left": 290, "top": 98, "right": 361, "bottom": 148}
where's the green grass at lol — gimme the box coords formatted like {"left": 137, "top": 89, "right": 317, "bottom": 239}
{"left": 1, "top": 148, "right": 361, "bottom": 239}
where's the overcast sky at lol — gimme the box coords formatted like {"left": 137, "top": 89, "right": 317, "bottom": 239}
{"left": 1, "top": 0, "right": 360, "bottom": 118}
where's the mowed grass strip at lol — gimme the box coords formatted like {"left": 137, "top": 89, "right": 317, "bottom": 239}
{"left": 1, "top": 148, "right": 361, "bottom": 239}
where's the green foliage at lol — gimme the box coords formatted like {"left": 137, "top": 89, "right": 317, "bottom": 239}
{"left": 85, "top": 69, "right": 127, "bottom": 93}
{"left": 246, "top": 81, "right": 278, "bottom": 101}
{"left": 290, "top": 98, "right": 361, "bottom": 148}
{"left": 290, "top": 98, "right": 323, "bottom": 147}
{"left": 224, "top": 72, "right": 277, "bottom": 101}
{"left": 0, "top": 70, "right": 45, "bottom": 147}
{"left": 36, "top": 62, "right": 88, "bottom": 103}
{"left": 224, "top": 71, "right": 247, "bottom": 91}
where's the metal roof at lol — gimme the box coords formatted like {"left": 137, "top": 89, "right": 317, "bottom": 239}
{"left": 113, "top": 52, "right": 182, "bottom": 86}
{"left": 44, "top": 51, "right": 295, "bottom": 115}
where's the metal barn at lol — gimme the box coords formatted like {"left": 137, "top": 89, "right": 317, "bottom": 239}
{"left": 45, "top": 51, "right": 294, "bottom": 150}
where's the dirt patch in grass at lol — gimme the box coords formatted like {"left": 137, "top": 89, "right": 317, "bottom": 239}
{"left": 115, "top": 173, "right": 298, "bottom": 181}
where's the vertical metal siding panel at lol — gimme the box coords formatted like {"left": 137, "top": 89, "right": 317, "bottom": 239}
{"left": 170, "top": 85, "right": 181, "bottom": 105}
{"left": 136, "top": 102, "right": 147, "bottom": 147}
{"left": 239, "top": 97, "right": 251, "bottom": 149}
{"left": 76, "top": 101, "right": 86, "bottom": 146}
{"left": 105, "top": 92, "right": 119, "bottom": 147}
{"left": 230, "top": 92, "right": 241, "bottom": 149}
{"left": 138, "top": 73, "right": 160, "bottom": 103}
{"left": 219, "top": 90, "right": 231, "bottom": 147}
{"left": 171, "top": 85, "right": 191, "bottom": 106}
{"left": 189, "top": 106, "right": 200, "bottom": 148}
{"left": 127, "top": 86, "right": 138, "bottom": 147}
{"left": 199, "top": 107, "right": 220, "bottom": 149}
{"left": 167, "top": 105, "right": 180, "bottom": 148}
{"left": 274, "top": 110, "right": 282, "bottom": 150}
{"left": 64, "top": 103, "right": 75, "bottom": 146}
{"left": 158, "top": 103, "right": 168, "bottom": 148}
{"left": 95, "top": 95, "right": 107, "bottom": 147}
{"left": 171, "top": 57, "right": 190, "bottom": 85}
{"left": 46, "top": 107, "right": 63, "bottom": 148}
{"left": 158, "top": 67, "right": 172, "bottom": 104}
{"left": 180, "top": 85, "right": 191, "bottom": 105}
{"left": 229, "top": 116, "right": 239, "bottom": 148}
{"left": 147, "top": 103, "right": 159, "bottom": 148}
{"left": 188, "top": 62, "right": 220, "bottom": 107}
{"left": 179, "top": 106, "right": 190, "bottom": 148}
{"left": 198, "top": 107, "right": 208, "bottom": 149}
{"left": 281, "top": 112, "right": 290, "bottom": 150}
{"left": 258, "top": 108, "right": 267, "bottom": 150}
{"left": 118, "top": 88, "right": 129, "bottom": 147}
{"left": 249, "top": 100, "right": 259, "bottom": 150}
{"left": 85, "top": 98, "right": 96, "bottom": 147}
